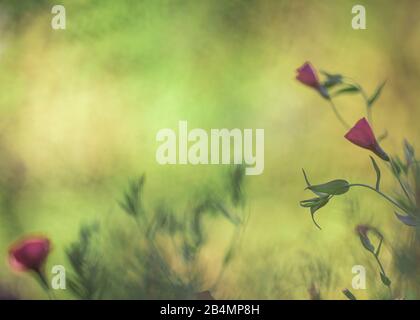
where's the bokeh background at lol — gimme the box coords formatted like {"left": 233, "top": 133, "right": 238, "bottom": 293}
{"left": 0, "top": 0, "right": 419, "bottom": 299}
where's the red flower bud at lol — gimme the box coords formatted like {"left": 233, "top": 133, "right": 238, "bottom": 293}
{"left": 8, "top": 236, "right": 51, "bottom": 273}
{"left": 296, "top": 62, "right": 320, "bottom": 88}
{"left": 344, "top": 118, "right": 390, "bottom": 161}
{"left": 296, "top": 62, "right": 329, "bottom": 98}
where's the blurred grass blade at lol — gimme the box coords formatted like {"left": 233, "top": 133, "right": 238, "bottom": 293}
{"left": 368, "top": 81, "right": 386, "bottom": 107}
{"left": 370, "top": 156, "right": 381, "bottom": 191}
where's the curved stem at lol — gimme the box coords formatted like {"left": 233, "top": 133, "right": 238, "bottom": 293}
{"left": 35, "top": 271, "right": 54, "bottom": 300}
{"left": 359, "top": 88, "right": 372, "bottom": 124}
{"left": 372, "top": 254, "right": 393, "bottom": 298}
{"left": 348, "top": 183, "right": 407, "bottom": 213}
{"left": 373, "top": 254, "right": 386, "bottom": 275}
{"left": 328, "top": 99, "right": 350, "bottom": 129}
{"left": 342, "top": 77, "right": 372, "bottom": 125}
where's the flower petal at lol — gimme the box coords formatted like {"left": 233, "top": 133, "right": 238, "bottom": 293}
{"left": 8, "top": 236, "right": 51, "bottom": 272}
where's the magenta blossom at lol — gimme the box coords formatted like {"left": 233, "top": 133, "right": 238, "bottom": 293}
{"left": 296, "top": 62, "right": 320, "bottom": 88}
{"left": 345, "top": 118, "right": 390, "bottom": 161}
{"left": 355, "top": 224, "right": 370, "bottom": 238}
{"left": 296, "top": 62, "right": 329, "bottom": 98}
{"left": 9, "top": 236, "right": 51, "bottom": 274}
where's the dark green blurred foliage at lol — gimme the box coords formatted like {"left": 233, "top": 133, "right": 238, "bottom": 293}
{"left": 390, "top": 141, "right": 420, "bottom": 299}
{"left": 300, "top": 255, "right": 337, "bottom": 300}
{"left": 0, "top": 0, "right": 51, "bottom": 30}
{"left": 0, "top": 142, "right": 26, "bottom": 238}
{"left": 65, "top": 165, "right": 246, "bottom": 299}
{"left": 66, "top": 223, "right": 107, "bottom": 299}
{"left": 1, "top": 0, "right": 420, "bottom": 300}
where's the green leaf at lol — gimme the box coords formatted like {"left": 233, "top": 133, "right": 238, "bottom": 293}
{"left": 320, "top": 71, "right": 343, "bottom": 88}
{"left": 403, "top": 139, "right": 415, "bottom": 166}
{"left": 391, "top": 157, "right": 407, "bottom": 176}
{"left": 310, "top": 211, "right": 323, "bottom": 230}
{"left": 308, "top": 179, "right": 350, "bottom": 195}
{"left": 302, "top": 169, "right": 325, "bottom": 196}
{"left": 380, "top": 272, "right": 391, "bottom": 287}
{"left": 332, "top": 84, "right": 360, "bottom": 96}
{"left": 229, "top": 164, "right": 246, "bottom": 207}
{"left": 300, "top": 195, "right": 330, "bottom": 229}
{"left": 342, "top": 288, "right": 357, "bottom": 300}
{"left": 300, "top": 195, "right": 330, "bottom": 209}
{"left": 309, "top": 196, "right": 330, "bottom": 214}
{"left": 302, "top": 168, "right": 311, "bottom": 187}
{"left": 370, "top": 156, "right": 381, "bottom": 191}
{"left": 368, "top": 81, "right": 386, "bottom": 107}
{"left": 300, "top": 197, "right": 321, "bottom": 207}
{"left": 394, "top": 212, "right": 417, "bottom": 227}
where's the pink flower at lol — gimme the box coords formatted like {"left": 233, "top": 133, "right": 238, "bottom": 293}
{"left": 296, "top": 62, "right": 320, "bottom": 88}
{"left": 344, "top": 118, "right": 390, "bottom": 161}
{"left": 9, "top": 236, "right": 51, "bottom": 273}
{"left": 296, "top": 62, "right": 329, "bottom": 98}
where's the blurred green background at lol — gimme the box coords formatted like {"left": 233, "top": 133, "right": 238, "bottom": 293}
{"left": 0, "top": 0, "right": 419, "bottom": 299}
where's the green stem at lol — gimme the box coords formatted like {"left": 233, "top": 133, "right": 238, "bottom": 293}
{"left": 343, "top": 78, "right": 372, "bottom": 125}
{"left": 372, "top": 254, "right": 393, "bottom": 298}
{"left": 373, "top": 254, "right": 386, "bottom": 275}
{"left": 328, "top": 99, "right": 350, "bottom": 129}
{"left": 348, "top": 183, "right": 407, "bottom": 213}
{"left": 359, "top": 88, "right": 372, "bottom": 125}
{"left": 35, "top": 271, "right": 54, "bottom": 300}
{"left": 389, "top": 162, "right": 412, "bottom": 201}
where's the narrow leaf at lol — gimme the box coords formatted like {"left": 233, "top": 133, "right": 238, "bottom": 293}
{"left": 310, "top": 211, "right": 322, "bottom": 230}
{"left": 310, "top": 196, "right": 330, "bottom": 230}
{"left": 370, "top": 156, "right": 381, "bottom": 191}
{"left": 300, "top": 195, "right": 330, "bottom": 210}
{"left": 300, "top": 195, "right": 330, "bottom": 230}
{"left": 332, "top": 84, "right": 360, "bottom": 96}
{"left": 302, "top": 168, "right": 311, "bottom": 187}
{"left": 403, "top": 139, "right": 415, "bottom": 166}
{"left": 310, "top": 197, "right": 330, "bottom": 214}
{"left": 342, "top": 288, "right": 357, "bottom": 300}
{"left": 300, "top": 197, "right": 321, "bottom": 207}
{"left": 394, "top": 212, "right": 417, "bottom": 227}
{"left": 302, "top": 169, "right": 325, "bottom": 196}
{"left": 320, "top": 71, "right": 343, "bottom": 88}
{"left": 368, "top": 81, "right": 386, "bottom": 107}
